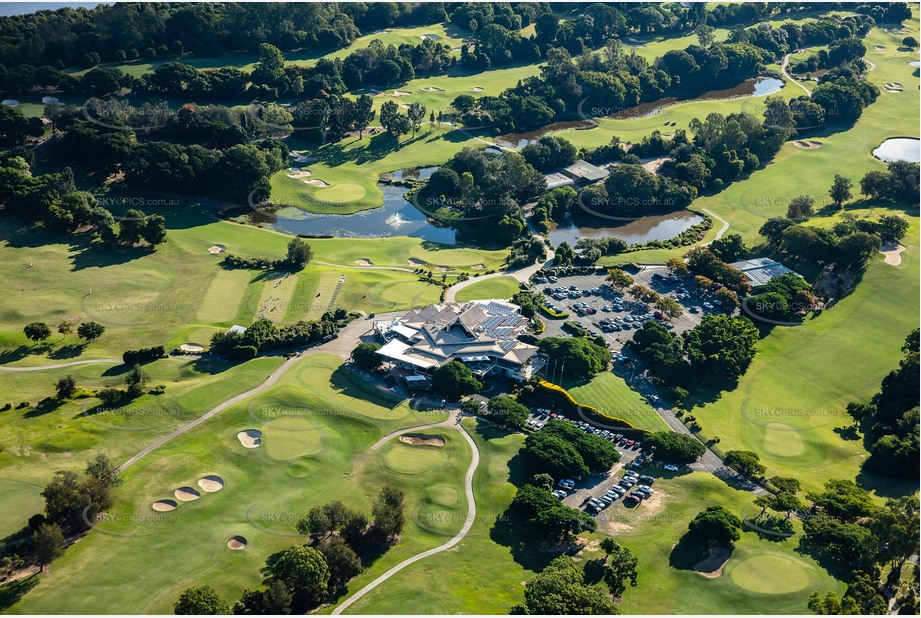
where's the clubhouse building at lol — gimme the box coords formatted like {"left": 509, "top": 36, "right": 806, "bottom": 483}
{"left": 373, "top": 300, "right": 547, "bottom": 384}
{"left": 728, "top": 257, "right": 800, "bottom": 287}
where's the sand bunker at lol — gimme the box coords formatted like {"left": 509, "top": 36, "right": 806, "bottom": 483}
{"left": 407, "top": 258, "right": 428, "bottom": 267}
{"left": 884, "top": 82, "right": 904, "bottom": 92}
{"left": 304, "top": 179, "right": 330, "bottom": 187}
{"left": 197, "top": 475, "right": 225, "bottom": 492}
{"left": 42, "top": 96, "right": 60, "bottom": 104}
{"left": 694, "top": 546, "right": 731, "bottom": 578}
{"left": 421, "top": 86, "right": 445, "bottom": 92}
{"left": 399, "top": 103, "right": 410, "bottom": 109}
{"left": 392, "top": 90, "right": 412, "bottom": 97}
{"left": 289, "top": 152, "right": 316, "bottom": 164}
{"left": 419, "top": 33, "right": 440, "bottom": 40}
{"left": 175, "top": 487, "right": 201, "bottom": 502}
{"left": 874, "top": 45, "right": 887, "bottom": 51}
{"left": 208, "top": 244, "right": 225, "bottom": 254}
{"left": 287, "top": 169, "right": 312, "bottom": 179}
{"left": 400, "top": 434, "right": 446, "bottom": 447}
{"left": 435, "top": 266, "right": 448, "bottom": 272}
{"left": 2, "top": 99, "right": 19, "bottom": 107}
{"left": 152, "top": 499, "right": 177, "bottom": 512}
{"left": 355, "top": 259, "right": 374, "bottom": 266}
{"left": 180, "top": 343, "right": 204, "bottom": 353}
{"left": 370, "top": 89, "right": 386, "bottom": 97}
{"left": 237, "top": 429, "right": 262, "bottom": 448}
{"left": 793, "top": 140, "right": 822, "bottom": 149}
{"left": 881, "top": 242, "right": 906, "bottom": 265}
{"left": 470, "top": 264, "right": 485, "bottom": 270}
{"left": 227, "top": 535, "right": 247, "bottom": 550}
{"left": 471, "top": 86, "right": 484, "bottom": 92}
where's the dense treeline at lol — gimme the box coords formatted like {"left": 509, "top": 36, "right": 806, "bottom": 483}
{"left": 209, "top": 310, "right": 352, "bottom": 359}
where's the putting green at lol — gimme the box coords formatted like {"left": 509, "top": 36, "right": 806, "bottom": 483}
{"left": 729, "top": 555, "right": 811, "bottom": 594}
{"left": 0, "top": 480, "right": 44, "bottom": 538}
{"left": 427, "top": 484, "right": 459, "bottom": 507}
{"left": 382, "top": 443, "right": 447, "bottom": 475}
{"left": 313, "top": 183, "right": 367, "bottom": 203}
{"left": 264, "top": 417, "right": 324, "bottom": 460}
{"left": 763, "top": 423, "right": 806, "bottom": 457}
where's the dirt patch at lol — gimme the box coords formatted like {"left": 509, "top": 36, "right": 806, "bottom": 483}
{"left": 208, "top": 244, "right": 225, "bottom": 254}
{"left": 227, "top": 535, "right": 247, "bottom": 550}
{"left": 152, "top": 499, "right": 177, "bottom": 512}
{"left": 576, "top": 539, "right": 602, "bottom": 557}
{"left": 237, "top": 429, "right": 262, "bottom": 448}
{"left": 694, "top": 546, "right": 732, "bottom": 578}
{"left": 641, "top": 156, "right": 671, "bottom": 174}
{"left": 174, "top": 487, "right": 201, "bottom": 502}
{"left": 392, "top": 90, "right": 412, "bottom": 97}
{"left": 421, "top": 86, "right": 445, "bottom": 92}
{"left": 355, "top": 259, "right": 374, "bottom": 266}
{"left": 603, "top": 520, "right": 636, "bottom": 535}
{"left": 471, "top": 86, "right": 484, "bottom": 92}
{"left": 399, "top": 434, "right": 446, "bottom": 447}
{"left": 197, "top": 475, "right": 224, "bottom": 492}
{"left": 407, "top": 258, "right": 428, "bottom": 267}
{"left": 793, "top": 140, "right": 822, "bottom": 149}
{"left": 881, "top": 242, "right": 906, "bottom": 265}
{"left": 180, "top": 343, "right": 204, "bottom": 353}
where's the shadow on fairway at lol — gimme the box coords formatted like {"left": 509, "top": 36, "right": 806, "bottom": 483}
{"left": 0, "top": 575, "right": 39, "bottom": 611}
{"left": 668, "top": 534, "right": 713, "bottom": 571}
{"left": 47, "top": 343, "right": 86, "bottom": 360}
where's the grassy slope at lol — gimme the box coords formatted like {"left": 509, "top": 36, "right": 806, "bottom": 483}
{"left": 454, "top": 276, "right": 520, "bottom": 302}
{"left": 9, "top": 355, "right": 458, "bottom": 614}
{"left": 568, "top": 372, "right": 671, "bottom": 433}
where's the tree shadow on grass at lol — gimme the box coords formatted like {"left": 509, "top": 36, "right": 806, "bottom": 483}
{"left": 47, "top": 344, "right": 86, "bottom": 360}
{"left": 0, "top": 575, "right": 39, "bottom": 611}
{"left": 330, "top": 365, "right": 403, "bottom": 408}
{"left": 668, "top": 534, "right": 712, "bottom": 571}
{"left": 833, "top": 424, "right": 861, "bottom": 441}
{"left": 0, "top": 346, "right": 30, "bottom": 365}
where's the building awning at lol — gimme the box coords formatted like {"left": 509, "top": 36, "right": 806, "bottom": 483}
{"left": 376, "top": 339, "right": 437, "bottom": 369}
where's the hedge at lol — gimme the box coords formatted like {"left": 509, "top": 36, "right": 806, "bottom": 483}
{"left": 538, "top": 305, "right": 569, "bottom": 319}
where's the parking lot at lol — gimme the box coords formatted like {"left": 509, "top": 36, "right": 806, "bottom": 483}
{"left": 532, "top": 266, "right": 728, "bottom": 352}
{"left": 523, "top": 407, "right": 679, "bottom": 518}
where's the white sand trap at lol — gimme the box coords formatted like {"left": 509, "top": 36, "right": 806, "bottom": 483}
{"left": 227, "top": 536, "right": 247, "bottom": 550}
{"left": 287, "top": 168, "right": 312, "bottom": 179}
{"left": 180, "top": 343, "right": 204, "bottom": 353}
{"left": 355, "top": 259, "right": 374, "bottom": 266}
{"left": 237, "top": 429, "right": 262, "bottom": 448}
{"left": 470, "top": 264, "right": 485, "bottom": 270}
{"left": 208, "top": 244, "right": 225, "bottom": 254}
{"left": 881, "top": 242, "right": 906, "bottom": 265}
{"left": 421, "top": 86, "right": 445, "bottom": 92}
{"left": 370, "top": 89, "right": 386, "bottom": 97}
{"left": 175, "top": 487, "right": 201, "bottom": 502}
{"left": 875, "top": 45, "right": 887, "bottom": 51}
{"left": 198, "top": 475, "right": 225, "bottom": 492}
{"left": 2, "top": 99, "right": 19, "bottom": 107}
{"left": 400, "top": 434, "right": 446, "bottom": 447}
{"left": 407, "top": 258, "right": 427, "bottom": 267}
{"left": 304, "top": 179, "right": 330, "bottom": 187}
{"left": 289, "top": 152, "right": 316, "bottom": 163}
{"left": 392, "top": 90, "right": 412, "bottom": 97}
{"left": 471, "top": 87, "right": 484, "bottom": 92}
{"left": 419, "top": 33, "right": 440, "bottom": 40}
{"left": 152, "top": 499, "right": 177, "bottom": 512}
{"left": 793, "top": 140, "right": 822, "bottom": 149}
{"left": 884, "top": 82, "right": 904, "bottom": 92}
{"left": 694, "top": 546, "right": 731, "bottom": 578}
{"left": 42, "top": 96, "right": 60, "bottom": 104}
{"left": 399, "top": 103, "right": 410, "bottom": 109}
{"left": 435, "top": 266, "right": 448, "bottom": 272}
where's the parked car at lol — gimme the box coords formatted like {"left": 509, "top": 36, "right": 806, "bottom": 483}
{"left": 551, "top": 489, "right": 567, "bottom": 500}
{"left": 624, "top": 495, "right": 641, "bottom": 505}
{"left": 548, "top": 276, "right": 558, "bottom": 283}
{"left": 639, "top": 475, "right": 655, "bottom": 485}
{"left": 624, "top": 470, "right": 639, "bottom": 478}
{"left": 558, "top": 479, "right": 575, "bottom": 490}
{"left": 663, "top": 464, "right": 680, "bottom": 472}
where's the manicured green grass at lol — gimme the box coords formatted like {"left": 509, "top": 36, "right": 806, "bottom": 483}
{"left": 9, "top": 355, "right": 457, "bottom": 614}
{"left": 381, "top": 442, "right": 448, "bottom": 475}
{"left": 196, "top": 269, "right": 252, "bottom": 325}
{"left": 583, "top": 472, "right": 844, "bottom": 614}
{"left": 454, "top": 276, "right": 520, "bottom": 302}
{"left": 567, "top": 372, "right": 670, "bottom": 432}
{"left": 0, "top": 479, "right": 45, "bottom": 539}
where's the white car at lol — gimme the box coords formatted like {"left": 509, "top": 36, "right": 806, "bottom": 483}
{"left": 663, "top": 464, "right": 680, "bottom": 472}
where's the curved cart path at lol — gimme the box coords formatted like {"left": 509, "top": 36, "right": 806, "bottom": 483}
{"left": 0, "top": 358, "right": 120, "bottom": 372}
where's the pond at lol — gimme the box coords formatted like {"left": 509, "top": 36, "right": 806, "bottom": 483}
{"left": 548, "top": 211, "right": 704, "bottom": 247}
{"left": 249, "top": 167, "right": 456, "bottom": 243}
{"left": 872, "top": 137, "right": 920, "bottom": 163}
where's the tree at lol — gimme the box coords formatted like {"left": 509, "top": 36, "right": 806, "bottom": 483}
{"left": 284, "top": 237, "right": 312, "bottom": 270}
{"left": 432, "top": 361, "right": 481, "bottom": 397}
{"left": 606, "top": 268, "right": 634, "bottom": 290}
{"left": 143, "top": 215, "right": 167, "bottom": 245}
{"left": 644, "top": 432, "right": 705, "bottom": 463}
{"left": 902, "top": 36, "right": 918, "bottom": 50}
{"left": 31, "top": 523, "right": 64, "bottom": 572}
{"left": 486, "top": 396, "right": 529, "bottom": 429}
{"left": 769, "top": 476, "right": 801, "bottom": 494}
{"left": 118, "top": 209, "right": 147, "bottom": 245}
{"left": 316, "top": 536, "right": 362, "bottom": 593}
{"left": 512, "top": 556, "right": 618, "bottom": 614}
{"left": 806, "top": 479, "right": 876, "bottom": 522}
{"left": 77, "top": 321, "right": 105, "bottom": 343}
{"left": 23, "top": 321, "right": 52, "bottom": 343}
{"left": 807, "top": 591, "right": 859, "bottom": 615}
{"left": 688, "top": 505, "right": 743, "bottom": 546}
{"left": 829, "top": 175, "right": 852, "bottom": 208}
{"left": 351, "top": 342, "right": 382, "bottom": 370}
{"left": 709, "top": 233, "right": 747, "bottom": 262}
{"left": 522, "top": 432, "right": 589, "bottom": 478}
{"left": 786, "top": 195, "right": 815, "bottom": 220}
{"left": 85, "top": 453, "right": 122, "bottom": 488}
{"left": 684, "top": 315, "right": 759, "bottom": 381}
{"left": 264, "top": 545, "right": 330, "bottom": 610}
{"left": 352, "top": 95, "right": 374, "bottom": 139}
{"left": 600, "top": 538, "right": 638, "bottom": 597}
{"left": 723, "top": 450, "right": 765, "bottom": 479}
{"left": 57, "top": 321, "right": 73, "bottom": 340}
{"left": 537, "top": 337, "right": 610, "bottom": 380}
{"left": 174, "top": 585, "right": 231, "bottom": 615}
{"left": 869, "top": 496, "right": 920, "bottom": 584}
{"left": 369, "top": 484, "right": 405, "bottom": 543}
{"left": 695, "top": 24, "right": 715, "bottom": 47}
{"left": 379, "top": 101, "right": 410, "bottom": 137}
{"left": 628, "top": 284, "right": 659, "bottom": 305}
{"left": 554, "top": 241, "right": 574, "bottom": 266}
{"left": 406, "top": 102, "right": 426, "bottom": 138}
{"left": 664, "top": 257, "right": 689, "bottom": 276}
{"left": 655, "top": 296, "right": 683, "bottom": 319}
{"left": 55, "top": 375, "right": 77, "bottom": 400}
{"left": 234, "top": 580, "right": 292, "bottom": 615}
